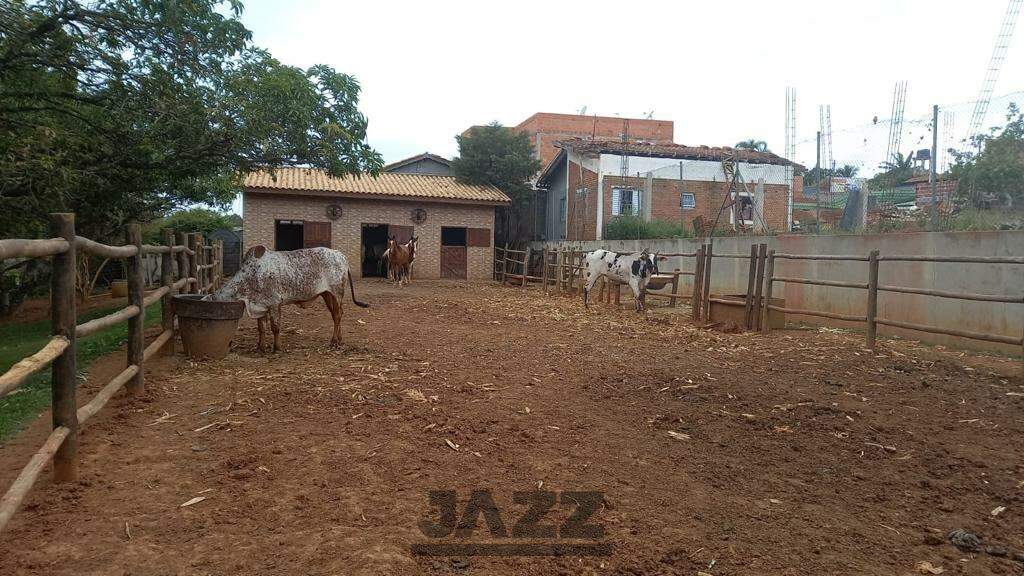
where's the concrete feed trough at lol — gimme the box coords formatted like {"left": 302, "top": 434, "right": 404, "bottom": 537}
{"left": 172, "top": 295, "right": 245, "bottom": 360}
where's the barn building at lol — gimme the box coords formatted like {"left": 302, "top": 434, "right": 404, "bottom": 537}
{"left": 242, "top": 167, "right": 509, "bottom": 280}
{"left": 536, "top": 138, "right": 803, "bottom": 240}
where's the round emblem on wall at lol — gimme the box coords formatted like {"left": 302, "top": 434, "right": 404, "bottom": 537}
{"left": 326, "top": 203, "right": 343, "bottom": 220}
{"left": 411, "top": 208, "right": 427, "bottom": 225}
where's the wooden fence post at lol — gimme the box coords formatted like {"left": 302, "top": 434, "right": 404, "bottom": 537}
{"left": 542, "top": 249, "right": 550, "bottom": 294}
{"left": 161, "top": 229, "right": 175, "bottom": 356}
{"left": 670, "top": 269, "right": 680, "bottom": 307}
{"left": 692, "top": 245, "right": 705, "bottom": 321}
{"left": 744, "top": 243, "right": 758, "bottom": 329}
{"left": 126, "top": 223, "right": 144, "bottom": 395}
{"left": 761, "top": 249, "right": 775, "bottom": 333}
{"left": 521, "top": 247, "right": 531, "bottom": 289}
{"left": 189, "top": 234, "right": 201, "bottom": 293}
{"left": 752, "top": 243, "right": 767, "bottom": 331}
{"left": 501, "top": 243, "right": 510, "bottom": 284}
{"left": 866, "top": 249, "right": 880, "bottom": 349}
{"left": 701, "top": 242, "right": 714, "bottom": 321}
{"left": 49, "top": 213, "right": 78, "bottom": 482}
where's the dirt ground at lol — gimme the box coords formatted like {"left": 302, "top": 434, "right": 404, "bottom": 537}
{"left": 1, "top": 280, "right": 1022, "bottom": 576}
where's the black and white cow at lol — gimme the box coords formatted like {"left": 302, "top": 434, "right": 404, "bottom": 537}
{"left": 583, "top": 249, "right": 667, "bottom": 311}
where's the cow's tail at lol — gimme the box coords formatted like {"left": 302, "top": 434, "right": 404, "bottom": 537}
{"left": 348, "top": 273, "right": 370, "bottom": 308}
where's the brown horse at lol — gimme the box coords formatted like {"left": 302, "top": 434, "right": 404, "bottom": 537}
{"left": 384, "top": 236, "right": 417, "bottom": 286}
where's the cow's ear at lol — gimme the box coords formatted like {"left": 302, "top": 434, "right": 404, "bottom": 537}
{"left": 657, "top": 255, "right": 668, "bottom": 261}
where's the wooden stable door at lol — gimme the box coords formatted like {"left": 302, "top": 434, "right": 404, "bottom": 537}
{"left": 303, "top": 221, "right": 331, "bottom": 248}
{"left": 441, "top": 247, "right": 467, "bottom": 279}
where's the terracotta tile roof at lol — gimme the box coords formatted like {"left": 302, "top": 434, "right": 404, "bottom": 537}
{"left": 555, "top": 137, "right": 804, "bottom": 169}
{"left": 243, "top": 167, "right": 510, "bottom": 204}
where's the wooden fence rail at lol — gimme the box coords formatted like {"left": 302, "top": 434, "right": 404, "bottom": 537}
{"left": 497, "top": 243, "right": 1024, "bottom": 372}
{"left": 0, "top": 215, "right": 223, "bottom": 535}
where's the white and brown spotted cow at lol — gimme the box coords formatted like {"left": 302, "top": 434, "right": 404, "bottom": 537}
{"left": 582, "top": 249, "right": 667, "bottom": 312}
{"left": 206, "top": 247, "right": 368, "bottom": 352}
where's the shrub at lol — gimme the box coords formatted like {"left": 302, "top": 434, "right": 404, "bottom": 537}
{"left": 603, "top": 216, "right": 692, "bottom": 240}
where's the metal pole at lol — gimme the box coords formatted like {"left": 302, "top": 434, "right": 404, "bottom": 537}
{"left": 815, "top": 130, "right": 822, "bottom": 234}
{"left": 930, "top": 104, "right": 939, "bottom": 230}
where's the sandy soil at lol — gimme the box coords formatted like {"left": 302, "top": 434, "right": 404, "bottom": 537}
{"left": 0, "top": 280, "right": 1022, "bottom": 576}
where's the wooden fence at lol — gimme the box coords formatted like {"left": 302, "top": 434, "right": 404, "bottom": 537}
{"left": 765, "top": 251, "right": 1024, "bottom": 361}
{"left": 0, "top": 214, "right": 223, "bottom": 534}
{"left": 497, "top": 242, "right": 1024, "bottom": 374}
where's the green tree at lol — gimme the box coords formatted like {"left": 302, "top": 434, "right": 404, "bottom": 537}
{"left": 142, "top": 208, "right": 242, "bottom": 244}
{"left": 735, "top": 139, "right": 769, "bottom": 152}
{"left": 951, "top": 103, "right": 1024, "bottom": 208}
{"left": 0, "top": 0, "right": 382, "bottom": 243}
{"left": 451, "top": 123, "right": 540, "bottom": 241}
{"left": 834, "top": 164, "right": 860, "bottom": 177}
{"left": 870, "top": 152, "right": 914, "bottom": 189}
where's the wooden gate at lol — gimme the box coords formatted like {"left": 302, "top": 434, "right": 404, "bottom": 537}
{"left": 441, "top": 247, "right": 467, "bottom": 279}
{"left": 303, "top": 221, "right": 331, "bottom": 248}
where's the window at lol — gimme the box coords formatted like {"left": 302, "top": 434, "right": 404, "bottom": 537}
{"left": 680, "top": 193, "right": 696, "bottom": 210}
{"left": 612, "top": 188, "right": 640, "bottom": 216}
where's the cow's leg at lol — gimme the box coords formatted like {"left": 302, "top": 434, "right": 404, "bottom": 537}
{"left": 629, "top": 277, "right": 644, "bottom": 312}
{"left": 322, "top": 291, "right": 343, "bottom": 347}
{"left": 268, "top": 305, "right": 282, "bottom": 352}
{"left": 256, "top": 316, "right": 266, "bottom": 353}
{"left": 583, "top": 270, "right": 600, "bottom": 308}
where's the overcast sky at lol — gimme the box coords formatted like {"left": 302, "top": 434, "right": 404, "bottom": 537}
{"left": 235, "top": 0, "right": 1023, "bottom": 204}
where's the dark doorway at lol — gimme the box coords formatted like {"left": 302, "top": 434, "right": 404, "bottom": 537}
{"left": 275, "top": 220, "right": 304, "bottom": 251}
{"left": 440, "top": 226, "right": 467, "bottom": 279}
{"left": 361, "top": 223, "right": 389, "bottom": 277}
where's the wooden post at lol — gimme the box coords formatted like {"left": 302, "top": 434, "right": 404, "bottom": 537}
{"left": 744, "top": 243, "right": 758, "bottom": 329}
{"left": 521, "top": 247, "right": 531, "bottom": 289}
{"left": 542, "top": 249, "right": 549, "bottom": 294}
{"left": 126, "top": 223, "right": 144, "bottom": 395}
{"left": 692, "top": 245, "right": 705, "bottom": 321}
{"left": 177, "top": 231, "right": 191, "bottom": 294}
{"left": 161, "top": 229, "right": 175, "bottom": 356}
{"left": 49, "top": 213, "right": 78, "bottom": 482}
{"left": 752, "top": 243, "right": 767, "bottom": 331}
{"left": 567, "top": 249, "right": 575, "bottom": 291}
{"left": 189, "top": 234, "right": 200, "bottom": 293}
{"left": 761, "top": 249, "right": 775, "bottom": 333}
{"left": 501, "top": 243, "right": 510, "bottom": 284}
{"left": 866, "top": 249, "right": 880, "bottom": 349}
{"left": 670, "top": 269, "right": 680, "bottom": 307}
{"left": 701, "top": 242, "right": 714, "bottom": 321}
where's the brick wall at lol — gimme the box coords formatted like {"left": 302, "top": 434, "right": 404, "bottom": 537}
{"left": 243, "top": 191, "right": 496, "bottom": 280}
{"left": 599, "top": 175, "right": 793, "bottom": 234}
{"left": 516, "top": 113, "right": 675, "bottom": 169}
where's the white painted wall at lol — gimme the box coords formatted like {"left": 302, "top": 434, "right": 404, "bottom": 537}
{"left": 598, "top": 154, "right": 791, "bottom": 185}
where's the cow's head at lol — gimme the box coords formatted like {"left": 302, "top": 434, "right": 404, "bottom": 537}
{"left": 632, "top": 251, "right": 667, "bottom": 278}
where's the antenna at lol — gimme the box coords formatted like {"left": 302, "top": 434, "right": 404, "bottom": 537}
{"left": 620, "top": 118, "right": 630, "bottom": 179}
{"left": 885, "top": 81, "right": 908, "bottom": 163}
{"left": 968, "top": 0, "right": 1022, "bottom": 142}
{"left": 784, "top": 87, "right": 797, "bottom": 160}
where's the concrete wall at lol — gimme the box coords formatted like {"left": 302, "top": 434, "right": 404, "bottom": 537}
{"left": 244, "top": 192, "right": 495, "bottom": 280}
{"left": 535, "top": 230, "right": 1024, "bottom": 354}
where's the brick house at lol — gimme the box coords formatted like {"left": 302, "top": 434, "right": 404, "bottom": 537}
{"left": 536, "top": 139, "right": 803, "bottom": 240}
{"left": 242, "top": 168, "right": 509, "bottom": 280}
{"left": 513, "top": 112, "right": 674, "bottom": 169}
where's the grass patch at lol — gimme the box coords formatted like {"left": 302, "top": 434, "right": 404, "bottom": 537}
{"left": 0, "top": 301, "right": 162, "bottom": 442}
